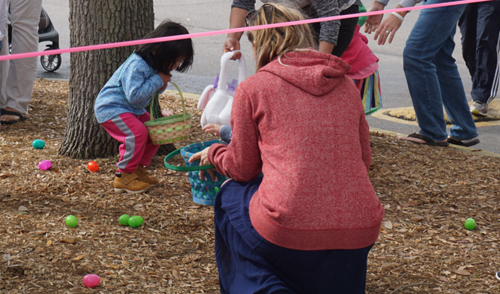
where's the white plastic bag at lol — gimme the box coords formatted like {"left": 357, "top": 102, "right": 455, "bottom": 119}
{"left": 197, "top": 51, "right": 247, "bottom": 128}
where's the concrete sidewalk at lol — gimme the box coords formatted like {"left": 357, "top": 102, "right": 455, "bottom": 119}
{"left": 36, "top": 0, "right": 500, "bottom": 155}
{"left": 164, "top": 89, "right": 500, "bottom": 158}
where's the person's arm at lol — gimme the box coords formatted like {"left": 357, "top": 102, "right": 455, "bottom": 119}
{"left": 120, "top": 60, "right": 164, "bottom": 108}
{"left": 208, "top": 87, "right": 262, "bottom": 182}
{"left": 372, "top": 4, "right": 408, "bottom": 45}
{"left": 365, "top": 0, "right": 421, "bottom": 35}
{"left": 225, "top": 7, "right": 248, "bottom": 50}
{"left": 224, "top": 1, "right": 256, "bottom": 59}
{"left": 364, "top": 0, "right": 387, "bottom": 34}
{"left": 372, "top": 0, "right": 421, "bottom": 45}
{"left": 310, "top": 0, "right": 342, "bottom": 54}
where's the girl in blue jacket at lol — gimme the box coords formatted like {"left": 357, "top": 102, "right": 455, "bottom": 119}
{"left": 94, "top": 21, "right": 194, "bottom": 194}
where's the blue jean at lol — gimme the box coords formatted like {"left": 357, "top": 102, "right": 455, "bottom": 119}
{"left": 215, "top": 178, "right": 373, "bottom": 294}
{"left": 403, "top": 0, "right": 478, "bottom": 141}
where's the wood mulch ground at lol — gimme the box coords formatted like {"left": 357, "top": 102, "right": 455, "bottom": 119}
{"left": 1, "top": 78, "right": 500, "bottom": 293}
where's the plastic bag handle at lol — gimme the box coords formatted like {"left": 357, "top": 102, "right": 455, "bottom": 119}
{"left": 218, "top": 51, "right": 247, "bottom": 91}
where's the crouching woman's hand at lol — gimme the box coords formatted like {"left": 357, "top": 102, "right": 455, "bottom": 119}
{"left": 188, "top": 148, "right": 217, "bottom": 181}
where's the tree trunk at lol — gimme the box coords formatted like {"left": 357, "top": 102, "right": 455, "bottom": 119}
{"left": 59, "top": 0, "right": 156, "bottom": 159}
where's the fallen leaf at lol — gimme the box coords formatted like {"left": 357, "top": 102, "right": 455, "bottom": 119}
{"left": 47, "top": 240, "right": 52, "bottom": 246}
{"left": 60, "top": 238, "right": 75, "bottom": 244}
{"left": 0, "top": 173, "right": 14, "bottom": 178}
{"left": 453, "top": 269, "right": 471, "bottom": 276}
{"left": 72, "top": 254, "right": 85, "bottom": 261}
{"left": 384, "top": 221, "right": 393, "bottom": 229}
{"left": 411, "top": 215, "right": 424, "bottom": 222}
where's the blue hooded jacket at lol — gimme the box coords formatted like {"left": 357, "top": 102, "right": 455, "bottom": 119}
{"left": 94, "top": 53, "right": 164, "bottom": 123}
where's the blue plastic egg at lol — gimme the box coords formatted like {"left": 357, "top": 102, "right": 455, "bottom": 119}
{"left": 33, "top": 139, "right": 45, "bottom": 149}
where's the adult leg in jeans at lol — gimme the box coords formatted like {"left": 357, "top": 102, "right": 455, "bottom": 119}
{"left": 403, "top": 0, "right": 476, "bottom": 142}
{"left": 434, "top": 31, "right": 478, "bottom": 140}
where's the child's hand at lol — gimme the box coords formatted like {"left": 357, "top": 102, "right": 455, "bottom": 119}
{"left": 162, "top": 109, "right": 174, "bottom": 117}
{"left": 203, "top": 124, "right": 222, "bottom": 136}
{"left": 157, "top": 72, "right": 172, "bottom": 91}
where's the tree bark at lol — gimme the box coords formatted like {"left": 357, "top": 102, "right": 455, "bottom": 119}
{"left": 59, "top": 0, "right": 156, "bottom": 159}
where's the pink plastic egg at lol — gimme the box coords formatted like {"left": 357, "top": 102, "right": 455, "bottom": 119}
{"left": 38, "top": 160, "right": 52, "bottom": 171}
{"left": 83, "top": 274, "right": 100, "bottom": 288}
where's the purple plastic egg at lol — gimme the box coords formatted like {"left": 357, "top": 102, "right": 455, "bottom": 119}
{"left": 83, "top": 274, "right": 100, "bottom": 288}
{"left": 38, "top": 160, "right": 52, "bottom": 170}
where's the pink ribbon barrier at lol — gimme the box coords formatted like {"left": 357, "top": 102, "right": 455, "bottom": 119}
{"left": 0, "top": 0, "right": 492, "bottom": 62}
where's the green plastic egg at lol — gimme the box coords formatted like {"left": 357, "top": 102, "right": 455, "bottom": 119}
{"left": 119, "top": 214, "right": 130, "bottom": 226}
{"left": 65, "top": 215, "right": 78, "bottom": 228}
{"left": 464, "top": 218, "right": 476, "bottom": 230}
{"left": 128, "top": 216, "right": 144, "bottom": 228}
{"left": 32, "top": 139, "right": 45, "bottom": 149}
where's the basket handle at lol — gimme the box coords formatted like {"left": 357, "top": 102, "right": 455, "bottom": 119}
{"left": 150, "top": 81, "right": 187, "bottom": 122}
{"left": 164, "top": 148, "right": 216, "bottom": 171}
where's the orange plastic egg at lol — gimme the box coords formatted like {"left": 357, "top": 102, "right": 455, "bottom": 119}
{"left": 87, "top": 161, "right": 99, "bottom": 172}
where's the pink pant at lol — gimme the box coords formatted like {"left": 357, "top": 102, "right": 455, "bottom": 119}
{"left": 101, "top": 112, "right": 159, "bottom": 173}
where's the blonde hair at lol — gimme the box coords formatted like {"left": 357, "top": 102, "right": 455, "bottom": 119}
{"left": 246, "top": 3, "right": 316, "bottom": 70}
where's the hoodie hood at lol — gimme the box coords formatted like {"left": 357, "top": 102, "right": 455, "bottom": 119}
{"left": 259, "top": 50, "right": 351, "bottom": 96}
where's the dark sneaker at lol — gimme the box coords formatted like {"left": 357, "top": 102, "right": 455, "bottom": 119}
{"left": 447, "top": 137, "right": 480, "bottom": 147}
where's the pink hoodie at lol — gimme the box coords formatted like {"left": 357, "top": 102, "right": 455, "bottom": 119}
{"left": 208, "top": 50, "right": 384, "bottom": 250}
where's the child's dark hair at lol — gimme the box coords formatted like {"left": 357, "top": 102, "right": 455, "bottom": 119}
{"left": 136, "top": 21, "right": 194, "bottom": 74}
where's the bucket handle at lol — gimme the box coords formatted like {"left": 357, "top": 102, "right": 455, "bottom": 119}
{"left": 164, "top": 148, "right": 215, "bottom": 171}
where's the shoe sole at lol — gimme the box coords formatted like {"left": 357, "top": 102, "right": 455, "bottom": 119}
{"left": 447, "top": 137, "right": 480, "bottom": 147}
{"left": 471, "top": 109, "right": 487, "bottom": 117}
{"left": 114, "top": 186, "right": 151, "bottom": 194}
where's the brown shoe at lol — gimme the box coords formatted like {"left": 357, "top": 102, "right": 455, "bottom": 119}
{"left": 135, "top": 165, "right": 160, "bottom": 186}
{"left": 114, "top": 171, "right": 151, "bottom": 194}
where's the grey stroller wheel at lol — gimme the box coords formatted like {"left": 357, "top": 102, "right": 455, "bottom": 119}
{"left": 40, "top": 50, "right": 61, "bottom": 72}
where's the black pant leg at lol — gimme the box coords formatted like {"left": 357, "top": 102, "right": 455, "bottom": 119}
{"left": 458, "top": 3, "right": 478, "bottom": 79}
{"left": 472, "top": 1, "right": 500, "bottom": 103}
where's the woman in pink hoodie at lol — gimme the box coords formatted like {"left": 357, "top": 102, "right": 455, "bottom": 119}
{"left": 190, "top": 3, "right": 384, "bottom": 293}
